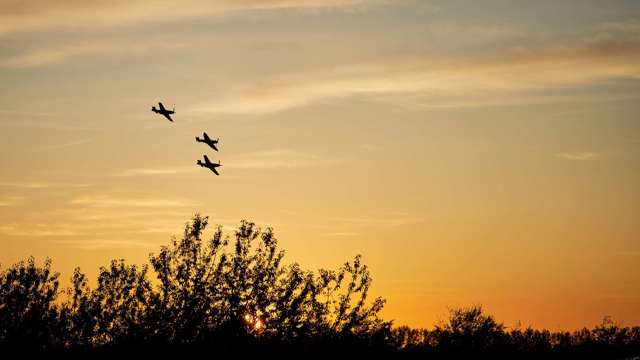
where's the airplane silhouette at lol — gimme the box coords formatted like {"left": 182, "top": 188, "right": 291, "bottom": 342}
{"left": 151, "top": 102, "right": 175, "bottom": 122}
{"left": 197, "top": 155, "right": 221, "bottom": 175}
{"left": 195, "top": 132, "right": 219, "bottom": 151}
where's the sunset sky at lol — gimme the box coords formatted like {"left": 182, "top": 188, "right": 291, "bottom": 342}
{"left": 1, "top": 0, "right": 639, "bottom": 330}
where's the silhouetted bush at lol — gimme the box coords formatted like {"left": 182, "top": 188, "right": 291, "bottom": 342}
{"left": 433, "top": 306, "right": 507, "bottom": 354}
{"left": 1, "top": 214, "right": 639, "bottom": 358}
{"left": 0, "top": 257, "right": 65, "bottom": 351}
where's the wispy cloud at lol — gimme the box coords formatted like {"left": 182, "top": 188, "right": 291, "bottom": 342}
{"left": 0, "top": 118, "right": 101, "bottom": 131}
{"left": 556, "top": 152, "right": 597, "bottom": 160}
{"left": 0, "top": 45, "right": 107, "bottom": 69}
{"left": 228, "top": 149, "right": 337, "bottom": 169}
{"left": 54, "top": 238, "right": 158, "bottom": 250}
{"left": 0, "top": 182, "right": 93, "bottom": 189}
{"left": 190, "top": 37, "right": 640, "bottom": 115}
{"left": 0, "top": 210, "right": 192, "bottom": 239}
{"left": 0, "top": 182, "right": 53, "bottom": 189}
{"left": 330, "top": 215, "right": 424, "bottom": 227}
{"left": 0, "top": 110, "right": 57, "bottom": 117}
{"left": 324, "top": 232, "right": 359, "bottom": 237}
{"left": 49, "top": 208, "right": 191, "bottom": 221}
{"left": 595, "top": 20, "right": 640, "bottom": 41}
{"left": 0, "top": 0, "right": 378, "bottom": 36}
{"left": 0, "top": 196, "right": 23, "bottom": 207}
{"left": 39, "top": 138, "right": 92, "bottom": 151}
{"left": 426, "top": 23, "right": 527, "bottom": 46}
{"left": 0, "top": 225, "right": 83, "bottom": 237}
{"left": 71, "top": 195, "right": 195, "bottom": 208}
{"left": 0, "top": 37, "right": 189, "bottom": 68}
{"left": 114, "top": 166, "right": 196, "bottom": 177}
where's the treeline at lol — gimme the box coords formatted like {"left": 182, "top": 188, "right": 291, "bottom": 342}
{"left": 390, "top": 308, "right": 640, "bottom": 359}
{"left": 1, "top": 215, "right": 638, "bottom": 358}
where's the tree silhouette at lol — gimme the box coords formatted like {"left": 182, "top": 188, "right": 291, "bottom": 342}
{"left": 0, "top": 258, "right": 61, "bottom": 351}
{"left": 1, "top": 214, "right": 639, "bottom": 357}
{"left": 433, "top": 306, "right": 507, "bottom": 354}
{"left": 146, "top": 215, "right": 388, "bottom": 347}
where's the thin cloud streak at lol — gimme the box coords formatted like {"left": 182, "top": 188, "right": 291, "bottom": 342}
{"left": 71, "top": 195, "right": 195, "bottom": 208}
{"left": 49, "top": 209, "right": 191, "bottom": 222}
{"left": 0, "top": 196, "right": 23, "bottom": 207}
{"left": 0, "top": 225, "right": 83, "bottom": 237}
{"left": 0, "top": 0, "right": 377, "bottom": 36}
{"left": 324, "top": 232, "right": 359, "bottom": 237}
{"left": 330, "top": 215, "right": 425, "bottom": 226}
{"left": 0, "top": 38, "right": 189, "bottom": 69}
{"left": 228, "top": 149, "right": 338, "bottom": 169}
{"left": 114, "top": 167, "right": 196, "bottom": 177}
{"left": 0, "top": 213, "right": 194, "bottom": 239}
{"left": 54, "top": 238, "right": 158, "bottom": 250}
{"left": 556, "top": 152, "right": 597, "bottom": 160}
{"left": 190, "top": 38, "right": 640, "bottom": 115}
{"left": 40, "top": 138, "right": 93, "bottom": 151}
{"left": 0, "top": 182, "right": 94, "bottom": 189}
{"left": 0, "top": 45, "right": 106, "bottom": 69}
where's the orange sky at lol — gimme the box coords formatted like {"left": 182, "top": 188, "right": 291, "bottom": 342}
{"left": 1, "top": 0, "right": 639, "bottom": 330}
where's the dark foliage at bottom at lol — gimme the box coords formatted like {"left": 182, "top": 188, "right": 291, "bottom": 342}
{"left": 1, "top": 214, "right": 638, "bottom": 358}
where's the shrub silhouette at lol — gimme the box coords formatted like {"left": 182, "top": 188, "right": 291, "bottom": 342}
{"left": 433, "top": 306, "right": 507, "bottom": 354}
{"left": 1, "top": 214, "right": 639, "bottom": 357}
{"left": 0, "top": 258, "right": 61, "bottom": 350}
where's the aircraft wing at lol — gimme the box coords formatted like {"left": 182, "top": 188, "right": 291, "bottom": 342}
{"left": 162, "top": 113, "right": 173, "bottom": 122}
{"left": 158, "top": 102, "right": 166, "bottom": 111}
{"left": 211, "top": 167, "right": 220, "bottom": 176}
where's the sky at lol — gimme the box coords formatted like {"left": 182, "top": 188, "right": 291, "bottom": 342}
{"left": 1, "top": 0, "right": 639, "bottom": 330}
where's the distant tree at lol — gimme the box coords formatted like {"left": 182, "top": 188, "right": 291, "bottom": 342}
{"left": 389, "top": 325, "right": 431, "bottom": 351}
{"left": 562, "top": 317, "right": 640, "bottom": 358}
{"left": 509, "top": 326, "right": 552, "bottom": 355}
{"left": 432, "top": 306, "right": 507, "bottom": 354}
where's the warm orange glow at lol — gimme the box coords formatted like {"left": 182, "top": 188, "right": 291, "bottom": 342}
{"left": 244, "top": 313, "right": 265, "bottom": 332}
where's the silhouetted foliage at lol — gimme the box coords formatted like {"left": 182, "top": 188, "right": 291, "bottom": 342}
{"left": 1, "top": 215, "right": 639, "bottom": 358}
{"left": 0, "top": 258, "right": 61, "bottom": 351}
{"left": 433, "top": 306, "right": 508, "bottom": 354}
{"left": 388, "top": 307, "right": 640, "bottom": 359}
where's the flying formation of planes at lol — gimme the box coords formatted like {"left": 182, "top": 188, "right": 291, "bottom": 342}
{"left": 151, "top": 102, "right": 222, "bottom": 176}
